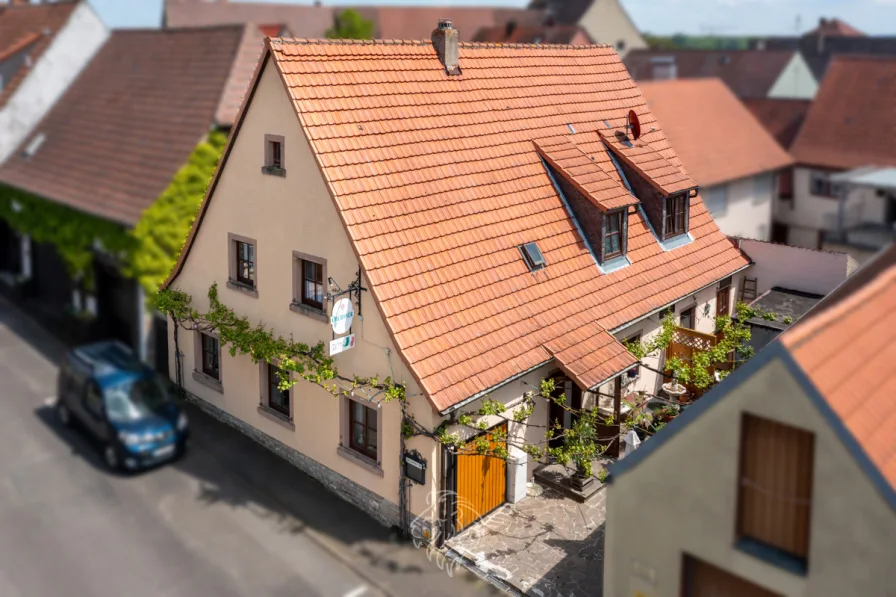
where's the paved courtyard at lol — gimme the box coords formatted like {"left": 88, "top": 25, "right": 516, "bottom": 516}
{"left": 447, "top": 486, "right": 607, "bottom": 597}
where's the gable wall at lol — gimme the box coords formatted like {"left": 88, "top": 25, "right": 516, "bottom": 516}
{"left": 167, "top": 56, "right": 440, "bottom": 523}
{"left": 604, "top": 355, "right": 896, "bottom": 597}
{"left": 768, "top": 53, "right": 819, "bottom": 100}
{"left": 579, "top": 0, "right": 646, "bottom": 57}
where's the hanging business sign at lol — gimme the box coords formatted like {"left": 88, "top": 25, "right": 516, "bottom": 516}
{"left": 404, "top": 449, "right": 427, "bottom": 485}
{"left": 329, "top": 334, "right": 356, "bottom": 356}
{"left": 330, "top": 297, "right": 354, "bottom": 334}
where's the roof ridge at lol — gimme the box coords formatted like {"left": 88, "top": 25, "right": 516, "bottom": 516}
{"left": 270, "top": 36, "right": 612, "bottom": 50}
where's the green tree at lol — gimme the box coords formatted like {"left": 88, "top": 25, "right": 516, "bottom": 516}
{"left": 127, "top": 130, "right": 227, "bottom": 297}
{"left": 325, "top": 9, "right": 374, "bottom": 40}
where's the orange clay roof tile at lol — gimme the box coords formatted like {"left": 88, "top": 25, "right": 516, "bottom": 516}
{"left": 171, "top": 38, "right": 751, "bottom": 412}
{"left": 599, "top": 130, "right": 698, "bottom": 196}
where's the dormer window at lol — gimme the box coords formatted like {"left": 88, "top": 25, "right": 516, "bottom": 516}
{"left": 520, "top": 242, "right": 546, "bottom": 271}
{"left": 665, "top": 193, "right": 688, "bottom": 238}
{"left": 603, "top": 210, "right": 625, "bottom": 260}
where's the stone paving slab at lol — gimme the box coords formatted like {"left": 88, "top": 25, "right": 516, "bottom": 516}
{"left": 447, "top": 487, "right": 606, "bottom": 597}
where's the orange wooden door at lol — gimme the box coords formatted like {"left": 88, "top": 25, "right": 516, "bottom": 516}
{"left": 455, "top": 424, "right": 507, "bottom": 532}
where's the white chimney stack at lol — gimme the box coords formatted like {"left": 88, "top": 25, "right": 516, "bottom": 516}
{"left": 431, "top": 19, "right": 460, "bottom": 76}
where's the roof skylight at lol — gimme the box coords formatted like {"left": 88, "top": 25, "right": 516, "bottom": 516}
{"left": 520, "top": 242, "right": 546, "bottom": 271}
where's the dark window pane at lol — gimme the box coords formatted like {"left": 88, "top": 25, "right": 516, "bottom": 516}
{"left": 236, "top": 241, "right": 255, "bottom": 286}
{"left": 301, "top": 260, "right": 323, "bottom": 309}
{"left": 201, "top": 334, "right": 219, "bottom": 379}
{"left": 267, "top": 364, "right": 289, "bottom": 415}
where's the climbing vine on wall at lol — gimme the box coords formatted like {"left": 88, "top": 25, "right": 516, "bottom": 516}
{"left": 0, "top": 184, "right": 133, "bottom": 290}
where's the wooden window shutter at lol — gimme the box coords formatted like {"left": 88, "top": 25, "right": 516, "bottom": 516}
{"left": 737, "top": 414, "right": 814, "bottom": 561}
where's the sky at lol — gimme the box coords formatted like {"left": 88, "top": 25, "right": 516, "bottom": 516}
{"left": 88, "top": 0, "right": 896, "bottom": 36}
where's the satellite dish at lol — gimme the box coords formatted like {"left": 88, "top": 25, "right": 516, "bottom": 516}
{"left": 627, "top": 109, "right": 641, "bottom": 140}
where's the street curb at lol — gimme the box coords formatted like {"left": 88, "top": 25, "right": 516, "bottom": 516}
{"left": 444, "top": 547, "right": 524, "bottom": 597}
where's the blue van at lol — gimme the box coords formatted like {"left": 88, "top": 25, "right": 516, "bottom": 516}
{"left": 56, "top": 341, "right": 188, "bottom": 471}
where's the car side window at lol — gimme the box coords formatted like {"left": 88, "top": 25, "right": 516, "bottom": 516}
{"left": 83, "top": 382, "right": 104, "bottom": 419}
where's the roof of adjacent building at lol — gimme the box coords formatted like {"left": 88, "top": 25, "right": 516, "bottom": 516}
{"left": 473, "top": 24, "right": 591, "bottom": 45}
{"left": 782, "top": 244, "right": 896, "bottom": 494}
{"left": 611, "top": 243, "right": 896, "bottom": 508}
{"left": 747, "top": 286, "right": 823, "bottom": 331}
{"left": 790, "top": 55, "right": 896, "bottom": 170}
{"left": 164, "top": 0, "right": 545, "bottom": 42}
{"left": 0, "top": 26, "right": 245, "bottom": 225}
{"left": 755, "top": 35, "right": 896, "bottom": 80}
{"left": 624, "top": 49, "right": 796, "bottom": 99}
{"left": 637, "top": 79, "right": 793, "bottom": 187}
{"left": 805, "top": 17, "right": 865, "bottom": 37}
{"left": 168, "top": 37, "right": 750, "bottom": 412}
{"left": 0, "top": 0, "right": 80, "bottom": 109}
{"left": 527, "top": 0, "right": 594, "bottom": 25}
{"left": 217, "top": 23, "right": 270, "bottom": 126}
{"left": 742, "top": 98, "right": 811, "bottom": 150}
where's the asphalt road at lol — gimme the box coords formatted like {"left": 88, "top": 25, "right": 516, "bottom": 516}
{"left": 0, "top": 298, "right": 501, "bottom": 597}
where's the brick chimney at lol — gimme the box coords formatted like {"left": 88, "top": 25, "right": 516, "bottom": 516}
{"left": 431, "top": 19, "right": 460, "bottom": 76}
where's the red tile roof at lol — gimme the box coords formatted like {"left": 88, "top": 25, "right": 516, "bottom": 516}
{"left": 638, "top": 79, "right": 793, "bottom": 187}
{"left": 534, "top": 136, "right": 638, "bottom": 211}
{"left": 742, "top": 98, "right": 811, "bottom": 150}
{"left": 782, "top": 245, "right": 896, "bottom": 492}
{"left": 805, "top": 18, "right": 865, "bottom": 38}
{"left": 217, "top": 24, "right": 267, "bottom": 126}
{"left": 0, "top": 26, "right": 245, "bottom": 225}
{"left": 0, "top": 0, "right": 80, "bottom": 109}
{"left": 599, "top": 130, "right": 697, "bottom": 195}
{"left": 169, "top": 38, "right": 750, "bottom": 412}
{"left": 624, "top": 50, "right": 796, "bottom": 99}
{"left": 790, "top": 55, "right": 896, "bottom": 170}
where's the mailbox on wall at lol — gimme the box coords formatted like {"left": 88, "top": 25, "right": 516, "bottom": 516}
{"left": 404, "top": 449, "right": 427, "bottom": 485}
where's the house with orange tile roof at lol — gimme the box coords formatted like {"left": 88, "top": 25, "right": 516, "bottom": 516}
{"left": 604, "top": 243, "right": 896, "bottom": 597}
{"left": 162, "top": 20, "right": 753, "bottom": 534}
{"left": 0, "top": 0, "right": 108, "bottom": 164}
{"left": 774, "top": 55, "right": 896, "bottom": 259}
{"left": 638, "top": 78, "right": 793, "bottom": 241}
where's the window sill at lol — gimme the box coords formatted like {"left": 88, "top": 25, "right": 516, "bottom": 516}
{"left": 257, "top": 403, "right": 295, "bottom": 429}
{"left": 226, "top": 279, "right": 258, "bottom": 298}
{"left": 337, "top": 444, "right": 384, "bottom": 477}
{"left": 261, "top": 165, "right": 286, "bottom": 177}
{"left": 192, "top": 370, "right": 223, "bottom": 394}
{"left": 289, "top": 301, "right": 328, "bottom": 323}
{"left": 735, "top": 537, "right": 808, "bottom": 577}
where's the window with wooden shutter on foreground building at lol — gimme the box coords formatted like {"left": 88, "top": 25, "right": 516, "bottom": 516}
{"left": 736, "top": 414, "right": 814, "bottom": 569}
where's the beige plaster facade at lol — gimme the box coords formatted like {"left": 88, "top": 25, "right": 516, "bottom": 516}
{"left": 604, "top": 355, "right": 896, "bottom": 597}
{"left": 578, "top": 0, "right": 646, "bottom": 57}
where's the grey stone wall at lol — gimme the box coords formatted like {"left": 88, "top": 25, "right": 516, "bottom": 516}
{"left": 183, "top": 390, "right": 402, "bottom": 529}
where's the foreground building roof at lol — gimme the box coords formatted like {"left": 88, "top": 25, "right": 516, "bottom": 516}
{"left": 624, "top": 49, "right": 796, "bottom": 99}
{"left": 0, "top": 26, "right": 245, "bottom": 225}
{"left": 638, "top": 79, "right": 793, "bottom": 187}
{"left": 790, "top": 55, "right": 896, "bottom": 170}
{"left": 168, "top": 36, "right": 750, "bottom": 412}
{"left": 0, "top": 0, "right": 80, "bottom": 109}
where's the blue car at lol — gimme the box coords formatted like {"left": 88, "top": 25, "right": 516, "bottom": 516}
{"left": 55, "top": 341, "right": 189, "bottom": 471}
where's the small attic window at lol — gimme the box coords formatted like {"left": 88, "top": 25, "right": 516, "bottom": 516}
{"left": 520, "top": 242, "right": 546, "bottom": 271}
{"left": 22, "top": 133, "right": 45, "bottom": 159}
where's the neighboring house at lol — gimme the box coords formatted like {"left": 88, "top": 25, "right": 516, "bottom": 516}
{"left": 742, "top": 98, "right": 811, "bottom": 150}
{"left": 638, "top": 79, "right": 793, "bottom": 241}
{"left": 624, "top": 49, "right": 818, "bottom": 100}
{"left": 754, "top": 18, "right": 896, "bottom": 81}
{"left": 528, "top": 0, "right": 646, "bottom": 55}
{"left": 473, "top": 22, "right": 592, "bottom": 45}
{"left": 0, "top": 25, "right": 253, "bottom": 370}
{"left": 604, "top": 244, "right": 896, "bottom": 597}
{"left": 0, "top": 0, "right": 108, "bottom": 164}
{"left": 161, "top": 20, "right": 752, "bottom": 537}
{"left": 776, "top": 56, "right": 896, "bottom": 256}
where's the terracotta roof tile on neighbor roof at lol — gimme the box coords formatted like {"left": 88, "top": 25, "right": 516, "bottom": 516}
{"left": 805, "top": 17, "right": 865, "bottom": 37}
{"left": 172, "top": 37, "right": 750, "bottom": 412}
{"left": 0, "top": 0, "right": 80, "bottom": 108}
{"left": 624, "top": 50, "right": 796, "bottom": 99}
{"left": 217, "top": 23, "right": 268, "bottom": 126}
{"left": 743, "top": 97, "right": 811, "bottom": 150}
{"left": 534, "top": 136, "right": 638, "bottom": 211}
{"left": 638, "top": 79, "right": 793, "bottom": 188}
{"left": 0, "top": 26, "right": 245, "bottom": 225}
{"left": 790, "top": 55, "right": 896, "bottom": 170}
{"left": 598, "top": 130, "right": 697, "bottom": 195}
{"left": 782, "top": 244, "right": 896, "bottom": 492}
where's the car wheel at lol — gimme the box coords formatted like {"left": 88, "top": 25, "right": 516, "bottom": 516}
{"left": 104, "top": 444, "right": 121, "bottom": 471}
{"left": 56, "top": 400, "right": 72, "bottom": 427}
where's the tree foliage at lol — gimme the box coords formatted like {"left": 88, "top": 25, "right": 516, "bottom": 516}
{"left": 127, "top": 130, "right": 227, "bottom": 297}
{"left": 325, "top": 9, "right": 374, "bottom": 40}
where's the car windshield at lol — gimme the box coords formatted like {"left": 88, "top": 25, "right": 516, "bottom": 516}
{"left": 104, "top": 376, "right": 170, "bottom": 423}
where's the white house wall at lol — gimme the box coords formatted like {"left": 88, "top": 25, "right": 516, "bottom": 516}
{"left": 737, "top": 238, "right": 851, "bottom": 295}
{"left": 768, "top": 52, "right": 818, "bottom": 100}
{"left": 0, "top": 2, "right": 108, "bottom": 164}
{"left": 604, "top": 356, "right": 896, "bottom": 597}
{"left": 704, "top": 174, "right": 774, "bottom": 241}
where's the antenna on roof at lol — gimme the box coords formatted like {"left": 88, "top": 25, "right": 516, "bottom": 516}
{"left": 627, "top": 109, "right": 641, "bottom": 140}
